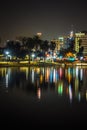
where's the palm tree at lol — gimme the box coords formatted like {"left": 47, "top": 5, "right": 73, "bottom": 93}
{"left": 25, "top": 37, "right": 35, "bottom": 64}
{"left": 33, "top": 35, "right": 42, "bottom": 51}
{"left": 49, "top": 41, "right": 56, "bottom": 58}
{"left": 40, "top": 40, "right": 49, "bottom": 62}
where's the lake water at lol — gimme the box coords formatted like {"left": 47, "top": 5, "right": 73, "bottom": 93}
{"left": 0, "top": 66, "right": 87, "bottom": 127}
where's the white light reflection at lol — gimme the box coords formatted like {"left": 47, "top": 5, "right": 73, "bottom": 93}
{"left": 76, "top": 67, "right": 79, "bottom": 78}
{"left": 42, "top": 68, "right": 44, "bottom": 75}
{"left": 6, "top": 73, "right": 8, "bottom": 88}
{"left": 80, "top": 69, "right": 83, "bottom": 81}
{"left": 69, "top": 84, "right": 72, "bottom": 103}
{"left": 32, "top": 69, "right": 34, "bottom": 83}
{"left": 78, "top": 93, "right": 81, "bottom": 102}
{"left": 53, "top": 69, "right": 56, "bottom": 82}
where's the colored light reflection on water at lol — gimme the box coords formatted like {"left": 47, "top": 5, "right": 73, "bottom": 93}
{"left": 0, "top": 66, "right": 87, "bottom": 101}
{"left": 0, "top": 66, "right": 87, "bottom": 126}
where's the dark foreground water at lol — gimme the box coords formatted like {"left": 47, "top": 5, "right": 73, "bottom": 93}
{"left": 0, "top": 66, "right": 87, "bottom": 127}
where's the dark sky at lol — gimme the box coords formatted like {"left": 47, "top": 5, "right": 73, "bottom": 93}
{"left": 0, "top": 0, "right": 87, "bottom": 43}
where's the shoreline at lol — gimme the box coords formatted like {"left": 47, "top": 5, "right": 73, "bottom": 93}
{"left": 0, "top": 61, "right": 87, "bottom": 67}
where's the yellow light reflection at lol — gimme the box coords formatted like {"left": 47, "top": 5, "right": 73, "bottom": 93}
{"left": 46, "top": 68, "right": 50, "bottom": 82}
{"left": 75, "top": 78, "right": 79, "bottom": 95}
{"left": 66, "top": 87, "right": 69, "bottom": 95}
{"left": 20, "top": 67, "right": 29, "bottom": 80}
{"left": 19, "top": 61, "right": 29, "bottom": 64}
{"left": 0, "top": 68, "right": 7, "bottom": 77}
{"left": 40, "top": 74, "right": 43, "bottom": 84}
{"left": 36, "top": 68, "right": 40, "bottom": 74}
{"left": 68, "top": 68, "right": 72, "bottom": 83}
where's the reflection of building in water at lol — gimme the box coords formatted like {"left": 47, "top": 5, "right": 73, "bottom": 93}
{"left": 49, "top": 68, "right": 53, "bottom": 83}
{"left": 5, "top": 68, "right": 11, "bottom": 88}
{"left": 20, "top": 67, "right": 29, "bottom": 80}
{"left": 45, "top": 68, "right": 50, "bottom": 82}
{"left": 86, "top": 90, "right": 87, "bottom": 101}
{"left": 29, "top": 67, "right": 87, "bottom": 102}
{"left": 61, "top": 66, "right": 86, "bottom": 102}
{"left": 75, "top": 67, "right": 79, "bottom": 98}
{"left": 0, "top": 68, "right": 9, "bottom": 88}
{"left": 0, "top": 68, "right": 11, "bottom": 88}
{"left": 59, "top": 67, "right": 63, "bottom": 79}
{"left": 31, "top": 69, "right": 35, "bottom": 83}
{"left": 40, "top": 74, "right": 43, "bottom": 84}
{"left": 69, "top": 84, "right": 72, "bottom": 103}
{"left": 0, "top": 68, "right": 7, "bottom": 78}
{"left": 6, "top": 73, "right": 8, "bottom": 88}
{"left": 0, "top": 67, "right": 87, "bottom": 102}
{"left": 37, "top": 88, "right": 41, "bottom": 99}
{"left": 80, "top": 68, "right": 83, "bottom": 81}
{"left": 57, "top": 81, "right": 63, "bottom": 95}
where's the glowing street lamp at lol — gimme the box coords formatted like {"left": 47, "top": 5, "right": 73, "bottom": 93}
{"left": 5, "top": 51, "right": 11, "bottom": 60}
{"left": 31, "top": 53, "right": 35, "bottom": 61}
{"left": 5, "top": 51, "right": 9, "bottom": 55}
{"left": 32, "top": 53, "right": 35, "bottom": 58}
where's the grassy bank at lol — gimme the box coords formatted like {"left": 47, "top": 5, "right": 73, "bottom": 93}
{"left": 0, "top": 61, "right": 64, "bottom": 67}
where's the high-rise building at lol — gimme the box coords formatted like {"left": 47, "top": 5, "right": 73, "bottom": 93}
{"left": 51, "top": 37, "right": 64, "bottom": 52}
{"left": 75, "top": 33, "right": 87, "bottom": 56}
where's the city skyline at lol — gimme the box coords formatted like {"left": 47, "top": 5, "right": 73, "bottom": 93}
{"left": 0, "top": 0, "right": 87, "bottom": 44}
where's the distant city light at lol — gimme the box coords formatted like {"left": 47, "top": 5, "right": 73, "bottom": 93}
{"left": 80, "top": 56, "right": 83, "bottom": 60}
{"left": 32, "top": 54, "right": 35, "bottom": 58}
{"left": 70, "top": 31, "right": 74, "bottom": 38}
{"left": 37, "top": 32, "right": 42, "bottom": 37}
{"left": 5, "top": 51, "right": 9, "bottom": 55}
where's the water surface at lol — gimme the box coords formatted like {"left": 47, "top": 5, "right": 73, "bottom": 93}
{"left": 0, "top": 66, "right": 87, "bottom": 126}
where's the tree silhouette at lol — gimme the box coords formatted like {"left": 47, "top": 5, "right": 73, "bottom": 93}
{"left": 40, "top": 40, "right": 49, "bottom": 62}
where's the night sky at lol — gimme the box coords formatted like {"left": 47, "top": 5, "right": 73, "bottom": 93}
{"left": 0, "top": 0, "right": 87, "bottom": 44}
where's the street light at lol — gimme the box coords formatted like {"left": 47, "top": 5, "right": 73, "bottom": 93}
{"left": 5, "top": 51, "right": 11, "bottom": 60}
{"left": 31, "top": 53, "right": 35, "bottom": 61}
{"left": 5, "top": 51, "right": 9, "bottom": 55}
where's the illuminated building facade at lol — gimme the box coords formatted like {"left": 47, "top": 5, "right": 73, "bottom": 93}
{"left": 75, "top": 33, "right": 87, "bottom": 56}
{"left": 51, "top": 37, "right": 64, "bottom": 52}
